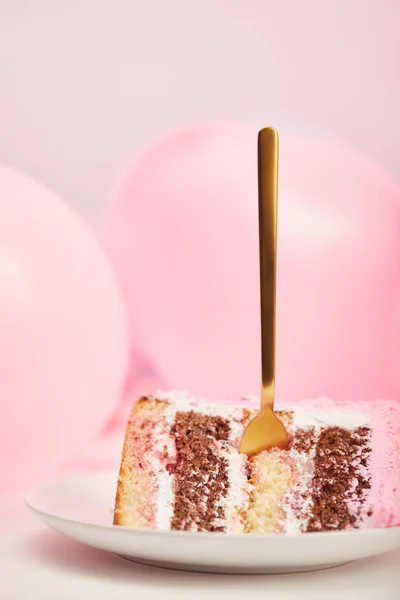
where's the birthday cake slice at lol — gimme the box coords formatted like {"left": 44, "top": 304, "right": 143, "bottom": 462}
{"left": 113, "top": 391, "right": 400, "bottom": 534}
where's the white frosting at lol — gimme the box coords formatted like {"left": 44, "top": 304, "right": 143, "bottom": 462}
{"left": 218, "top": 444, "right": 250, "bottom": 533}
{"left": 157, "top": 391, "right": 370, "bottom": 431}
{"left": 292, "top": 408, "right": 369, "bottom": 430}
{"left": 282, "top": 450, "right": 315, "bottom": 534}
{"left": 148, "top": 415, "right": 176, "bottom": 530}
{"left": 155, "top": 470, "right": 175, "bottom": 530}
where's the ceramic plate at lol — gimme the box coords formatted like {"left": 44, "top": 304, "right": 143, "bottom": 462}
{"left": 25, "top": 471, "right": 400, "bottom": 575}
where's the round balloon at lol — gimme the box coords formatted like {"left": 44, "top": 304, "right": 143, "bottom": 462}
{"left": 0, "top": 166, "right": 128, "bottom": 490}
{"left": 103, "top": 123, "right": 400, "bottom": 403}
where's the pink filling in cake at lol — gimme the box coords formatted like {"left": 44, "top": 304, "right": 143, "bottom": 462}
{"left": 113, "top": 392, "right": 400, "bottom": 534}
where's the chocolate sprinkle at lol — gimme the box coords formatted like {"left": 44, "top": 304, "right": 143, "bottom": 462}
{"left": 292, "top": 428, "right": 317, "bottom": 454}
{"left": 306, "top": 426, "right": 372, "bottom": 532}
{"left": 171, "top": 411, "right": 230, "bottom": 532}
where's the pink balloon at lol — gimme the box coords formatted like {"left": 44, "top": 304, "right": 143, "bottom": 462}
{"left": 0, "top": 166, "right": 128, "bottom": 490}
{"left": 103, "top": 123, "right": 400, "bottom": 403}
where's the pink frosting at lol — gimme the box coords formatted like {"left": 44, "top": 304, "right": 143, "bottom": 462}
{"left": 365, "top": 401, "right": 400, "bottom": 528}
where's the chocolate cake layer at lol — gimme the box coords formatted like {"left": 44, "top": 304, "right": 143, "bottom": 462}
{"left": 171, "top": 411, "right": 231, "bottom": 532}
{"left": 306, "top": 426, "right": 372, "bottom": 532}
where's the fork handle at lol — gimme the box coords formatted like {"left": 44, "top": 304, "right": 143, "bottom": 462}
{"left": 258, "top": 127, "right": 279, "bottom": 411}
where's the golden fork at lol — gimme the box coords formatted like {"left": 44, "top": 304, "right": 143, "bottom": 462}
{"left": 239, "top": 127, "right": 289, "bottom": 457}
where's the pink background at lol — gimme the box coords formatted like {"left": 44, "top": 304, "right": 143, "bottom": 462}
{"left": 1, "top": 5, "right": 400, "bottom": 595}
{"left": 1, "top": 0, "right": 400, "bottom": 474}
{"left": 0, "top": 0, "right": 399, "bottom": 219}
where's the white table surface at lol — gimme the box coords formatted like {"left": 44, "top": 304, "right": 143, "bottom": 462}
{"left": 1, "top": 491, "right": 400, "bottom": 600}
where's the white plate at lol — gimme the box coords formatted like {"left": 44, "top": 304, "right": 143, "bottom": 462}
{"left": 25, "top": 471, "right": 400, "bottom": 575}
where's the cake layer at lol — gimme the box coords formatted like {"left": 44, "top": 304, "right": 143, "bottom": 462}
{"left": 113, "top": 391, "right": 400, "bottom": 534}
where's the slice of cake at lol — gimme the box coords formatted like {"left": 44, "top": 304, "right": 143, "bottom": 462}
{"left": 113, "top": 391, "right": 400, "bottom": 534}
